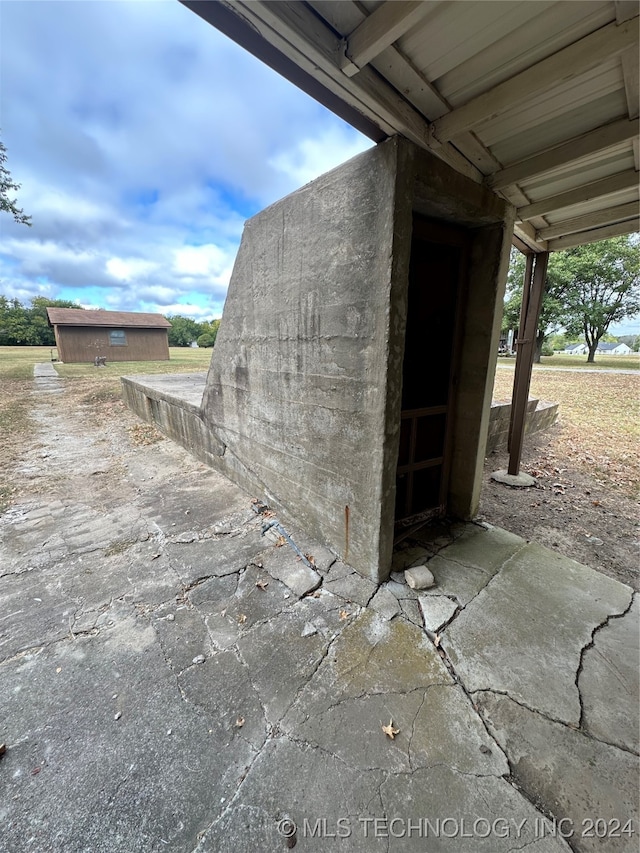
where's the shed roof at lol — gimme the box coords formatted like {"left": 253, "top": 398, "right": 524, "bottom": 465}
{"left": 181, "top": 0, "right": 639, "bottom": 254}
{"left": 47, "top": 308, "right": 172, "bottom": 328}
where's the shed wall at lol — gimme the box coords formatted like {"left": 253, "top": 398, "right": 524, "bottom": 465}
{"left": 54, "top": 327, "right": 170, "bottom": 363}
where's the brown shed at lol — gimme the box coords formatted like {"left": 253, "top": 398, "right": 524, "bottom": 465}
{"left": 46, "top": 308, "right": 172, "bottom": 364}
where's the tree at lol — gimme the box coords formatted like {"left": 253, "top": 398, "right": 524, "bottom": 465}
{"left": 197, "top": 333, "right": 216, "bottom": 348}
{"left": 502, "top": 236, "right": 640, "bottom": 363}
{"left": 165, "top": 314, "right": 204, "bottom": 347}
{"left": 0, "top": 296, "right": 81, "bottom": 345}
{"left": 198, "top": 319, "right": 220, "bottom": 348}
{"left": 558, "top": 237, "right": 640, "bottom": 363}
{"left": 502, "top": 249, "right": 571, "bottom": 363}
{"left": 0, "top": 138, "right": 31, "bottom": 226}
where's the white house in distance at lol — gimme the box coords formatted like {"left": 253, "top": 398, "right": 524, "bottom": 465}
{"left": 564, "top": 341, "right": 633, "bottom": 355}
{"left": 596, "top": 342, "right": 633, "bottom": 355}
{"left": 564, "top": 343, "right": 588, "bottom": 355}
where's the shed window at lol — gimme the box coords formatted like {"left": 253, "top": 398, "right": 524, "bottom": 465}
{"left": 109, "top": 329, "right": 127, "bottom": 346}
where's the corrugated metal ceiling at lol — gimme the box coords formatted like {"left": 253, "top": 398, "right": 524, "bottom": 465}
{"left": 181, "top": 0, "right": 639, "bottom": 253}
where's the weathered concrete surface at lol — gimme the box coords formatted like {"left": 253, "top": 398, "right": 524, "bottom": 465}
{"left": 444, "top": 541, "right": 633, "bottom": 724}
{"left": 200, "top": 140, "right": 404, "bottom": 583}
{"left": 486, "top": 398, "right": 558, "bottom": 454}
{"left": 578, "top": 594, "right": 640, "bottom": 754}
{"left": 477, "top": 692, "right": 638, "bottom": 853}
{"left": 1, "top": 370, "right": 636, "bottom": 852}
{"left": 121, "top": 372, "right": 224, "bottom": 469}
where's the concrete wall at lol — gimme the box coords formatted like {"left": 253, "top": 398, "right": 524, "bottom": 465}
{"left": 201, "top": 142, "right": 404, "bottom": 579}
{"left": 486, "top": 399, "right": 559, "bottom": 455}
{"left": 196, "top": 138, "right": 513, "bottom": 582}
{"left": 121, "top": 374, "right": 223, "bottom": 467}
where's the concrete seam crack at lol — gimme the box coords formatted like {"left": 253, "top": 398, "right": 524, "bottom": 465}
{"left": 575, "top": 591, "right": 635, "bottom": 732}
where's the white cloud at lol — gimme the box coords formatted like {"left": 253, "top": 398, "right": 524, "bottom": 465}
{"left": 269, "top": 127, "right": 372, "bottom": 188}
{"left": 0, "top": 0, "right": 372, "bottom": 314}
{"left": 173, "top": 245, "right": 230, "bottom": 279}
{"left": 106, "top": 257, "right": 159, "bottom": 282}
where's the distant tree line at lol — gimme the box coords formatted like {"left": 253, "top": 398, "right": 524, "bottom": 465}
{"left": 0, "top": 296, "right": 221, "bottom": 348}
{"left": 0, "top": 296, "right": 77, "bottom": 346}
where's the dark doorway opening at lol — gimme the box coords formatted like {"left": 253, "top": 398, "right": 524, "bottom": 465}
{"left": 395, "top": 217, "right": 468, "bottom": 533}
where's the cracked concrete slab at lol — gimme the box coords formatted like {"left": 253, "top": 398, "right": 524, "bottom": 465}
{"left": 0, "top": 606, "right": 255, "bottom": 853}
{"left": 370, "top": 585, "right": 402, "bottom": 620}
{"left": 236, "top": 598, "right": 344, "bottom": 723}
{"left": 418, "top": 594, "right": 459, "bottom": 631}
{"left": 578, "top": 593, "right": 639, "bottom": 754}
{"left": 197, "top": 737, "right": 389, "bottom": 852}
{"left": 178, "top": 647, "right": 268, "bottom": 751}
{"left": 420, "top": 525, "right": 527, "bottom": 607}
{"left": 1, "top": 368, "right": 637, "bottom": 852}
{"left": 381, "top": 765, "right": 571, "bottom": 852}
{"left": 323, "top": 562, "right": 377, "bottom": 605}
{"left": 283, "top": 611, "right": 452, "bottom": 734}
{"left": 443, "top": 542, "right": 633, "bottom": 723}
{"left": 259, "top": 544, "right": 322, "bottom": 597}
{"left": 477, "top": 691, "right": 639, "bottom": 853}
{"left": 165, "top": 528, "right": 268, "bottom": 584}
{"left": 0, "top": 571, "right": 77, "bottom": 659}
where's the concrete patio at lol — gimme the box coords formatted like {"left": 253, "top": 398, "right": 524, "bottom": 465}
{"left": 0, "top": 368, "right": 638, "bottom": 852}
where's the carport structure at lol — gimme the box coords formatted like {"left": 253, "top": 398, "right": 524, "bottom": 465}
{"left": 127, "top": 1, "right": 638, "bottom": 582}
{"left": 183, "top": 0, "right": 639, "bottom": 466}
{"left": 183, "top": 0, "right": 638, "bottom": 254}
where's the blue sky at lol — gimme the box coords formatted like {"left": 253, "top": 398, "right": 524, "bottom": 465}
{"left": 0, "top": 0, "right": 372, "bottom": 321}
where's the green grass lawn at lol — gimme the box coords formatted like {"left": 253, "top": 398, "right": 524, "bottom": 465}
{"left": 498, "top": 354, "right": 639, "bottom": 371}
{"left": 0, "top": 346, "right": 213, "bottom": 381}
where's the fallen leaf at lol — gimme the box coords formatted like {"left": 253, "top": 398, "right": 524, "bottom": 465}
{"left": 339, "top": 609, "right": 349, "bottom": 620}
{"left": 275, "top": 535, "right": 286, "bottom": 548}
{"left": 255, "top": 579, "right": 269, "bottom": 591}
{"left": 382, "top": 720, "right": 400, "bottom": 740}
{"left": 305, "top": 554, "right": 316, "bottom": 567}
{"left": 434, "top": 633, "right": 441, "bottom": 648}
{"left": 237, "top": 613, "right": 247, "bottom": 624}
{"left": 235, "top": 716, "right": 245, "bottom": 728}
{"left": 56, "top": 667, "right": 62, "bottom": 674}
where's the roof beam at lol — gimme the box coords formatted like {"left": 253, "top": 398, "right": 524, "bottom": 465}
{"left": 513, "top": 221, "right": 548, "bottom": 253}
{"left": 547, "top": 218, "right": 640, "bottom": 251}
{"left": 536, "top": 202, "right": 639, "bottom": 241}
{"left": 431, "top": 18, "right": 639, "bottom": 143}
{"left": 341, "top": 1, "right": 432, "bottom": 77}
{"left": 488, "top": 118, "right": 639, "bottom": 190}
{"left": 517, "top": 169, "right": 639, "bottom": 220}
{"left": 622, "top": 46, "right": 639, "bottom": 119}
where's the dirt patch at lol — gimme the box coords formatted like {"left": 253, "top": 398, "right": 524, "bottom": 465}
{"left": 480, "top": 424, "right": 639, "bottom": 591}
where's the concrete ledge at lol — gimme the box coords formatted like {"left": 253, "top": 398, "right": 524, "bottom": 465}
{"left": 121, "top": 374, "right": 226, "bottom": 466}
{"left": 486, "top": 399, "right": 558, "bottom": 455}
